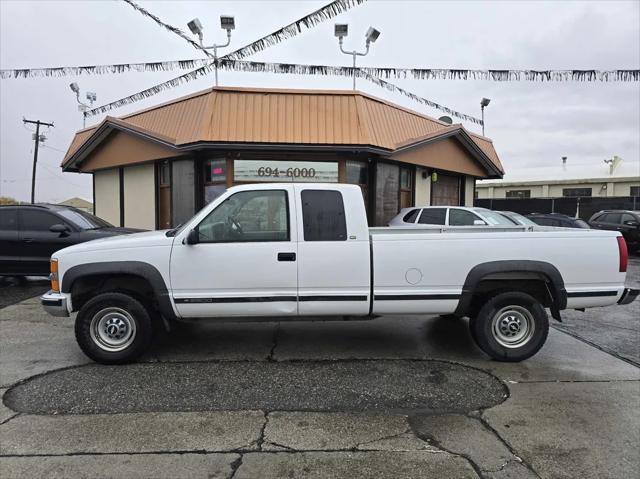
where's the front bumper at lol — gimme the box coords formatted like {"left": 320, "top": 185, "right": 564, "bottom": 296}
{"left": 617, "top": 288, "right": 639, "bottom": 305}
{"left": 40, "top": 291, "right": 70, "bottom": 317}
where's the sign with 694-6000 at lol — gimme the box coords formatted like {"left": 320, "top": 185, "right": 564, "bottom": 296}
{"left": 234, "top": 160, "right": 339, "bottom": 183}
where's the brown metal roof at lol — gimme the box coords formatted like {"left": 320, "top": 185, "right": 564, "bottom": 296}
{"left": 63, "top": 86, "right": 502, "bottom": 175}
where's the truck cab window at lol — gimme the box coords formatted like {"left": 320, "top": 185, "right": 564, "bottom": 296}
{"left": 21, "top": 210, "right": 63, "bottom": 232}
{"left": 197, "top": 190, "right": 289, "bottom": 242}
{"left": 301, "top": 190, "right": 347, "bottom": 241}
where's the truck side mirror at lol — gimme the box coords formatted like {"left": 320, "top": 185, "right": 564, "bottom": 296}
{"left": 50, "top": 224, "right": 70, "bottom": 236}
{"left": 185, "top": 229, "right": 200, "bottom": 245}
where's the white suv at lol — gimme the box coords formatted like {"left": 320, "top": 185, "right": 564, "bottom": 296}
{"left": 389, "top": 206, "right": 518, "bottom": 227}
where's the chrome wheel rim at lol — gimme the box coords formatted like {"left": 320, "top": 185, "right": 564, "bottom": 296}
{"left": 491, "top": 306, "right": 535, "bottom": 348}
{"left": 90, "top": 307, "right": 136, "bottom": 352}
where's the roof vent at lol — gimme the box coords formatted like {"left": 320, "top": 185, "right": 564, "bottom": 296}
{"left": 438, "top": 115, "right": 453, "bottom": 125}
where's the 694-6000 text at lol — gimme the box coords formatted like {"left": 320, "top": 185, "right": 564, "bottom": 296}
{"left": 257, "top": 167, "right": 316, "bottom": 178}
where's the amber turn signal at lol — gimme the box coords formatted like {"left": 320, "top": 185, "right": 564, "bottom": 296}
{"left": 50, "top": 259, "right": 59, "bottom": 292}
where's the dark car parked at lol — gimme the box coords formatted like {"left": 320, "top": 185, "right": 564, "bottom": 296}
{"left": 526, "top": 212, "right": 590, "bottom": 229}
{"left": 589, "top": 210, "right": 640, "bottom": 251}
{"left": 0, "top": 204, "right": 144, "bottom": 276}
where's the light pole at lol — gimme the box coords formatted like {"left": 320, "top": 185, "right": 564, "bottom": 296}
{"left": 188, "top": 16, "right": 235, "bottom": 86}
{"left": 69, "top": 83, "right": 96, "bottom": 128}
{"left": 480, "top": 97, "right": 491, "bottom": 136}
{"left": 335, "top": 24, "right": 380, "bottom": 90}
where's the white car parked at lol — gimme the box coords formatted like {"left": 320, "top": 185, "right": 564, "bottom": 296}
{"left": 389, "top": 206, "right": 520, "bottom": 227}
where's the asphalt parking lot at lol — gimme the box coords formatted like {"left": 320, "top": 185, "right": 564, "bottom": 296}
{"left": 1, "top": 258, "right": 638, "bottom": 478}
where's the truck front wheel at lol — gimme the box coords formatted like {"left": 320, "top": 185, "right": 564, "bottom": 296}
{"left": 75, "top": 292, "right": 153, "bottom": 364}
{"left": 469, "top": 292, "right": 549, "bottom": 362}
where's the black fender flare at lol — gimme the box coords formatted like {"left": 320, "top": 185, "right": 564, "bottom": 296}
{"left": 454, "top": 260, "right": 567, "bottom": 319}
{"left": 61, "top": 261, "right": 177, "bottom": 320}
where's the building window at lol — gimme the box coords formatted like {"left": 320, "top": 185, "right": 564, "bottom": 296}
{"left": 345, "top": 160, "right": 368, "bottom": 206}
{"left": 234, "top": 160, "right": 338, "bottom": 183}
{"left": 159, "top": 162, "right": 170, "bottom": 187}
{"left": 631, "top": 186, "right": 640, "bottom": 197}
{"left": 204, "top": 158, "right": 227, "bottom": 204}
{"left": 506, "top": 189, "right": 531, "bottom": 199}
{"left": 374, "top": 163, "right": 399, "bottom": 226}
{"left": 399, "top": 167, "right": 413, "bottom": 209}
{"left": 562, "top": 188, "right": 592, "bottom": 197}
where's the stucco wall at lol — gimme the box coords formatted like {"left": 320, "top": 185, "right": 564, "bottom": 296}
{"left": 123, "top": 163, "right": 156, "bottom": 230}
{"left": 94, "top": 169, "right": 120, "bottom": 226}
{"left": 415, "top": 167, "right": 431, "bottom": 206}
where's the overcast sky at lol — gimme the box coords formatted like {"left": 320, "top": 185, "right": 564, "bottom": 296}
{"left": 1, "top": 0, "right": 638, "bottom": 203}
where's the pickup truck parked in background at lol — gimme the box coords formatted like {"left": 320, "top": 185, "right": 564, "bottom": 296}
{"left": 0, "top": 204, "right": 144, "bottom": 276}
{"left": 40, "top": 184, "right": 638, "bottom": 364}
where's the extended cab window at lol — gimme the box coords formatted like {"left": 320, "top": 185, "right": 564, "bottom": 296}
{"left": 301, "top": 190, "right": 347, "bottom": 241}
{"left": 418, "top": 208, "right": 446, "bottom": 225}
{"left": 197, "top": 190, "right": 289, "bottom": 242}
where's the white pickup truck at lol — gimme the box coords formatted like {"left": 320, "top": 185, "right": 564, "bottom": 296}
{"left": 41, "top": 183, "right": 638, "bottom": 364}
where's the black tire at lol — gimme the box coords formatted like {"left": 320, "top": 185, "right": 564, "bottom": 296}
{"left": 75, "top": 292, "right": 153, "bottom": 364}
{"left": 470, "top": 291, "right": 549, "bottom": 362}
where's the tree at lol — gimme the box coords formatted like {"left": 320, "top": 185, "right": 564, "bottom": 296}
{"left": 0, "top": 196, "right": 19, "bottom": 205}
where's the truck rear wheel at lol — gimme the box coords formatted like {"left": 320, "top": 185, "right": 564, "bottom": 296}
{"left": 75, "top": 292, "right": 153, "bottom": 364}
{"left": 470, "top": 292, "right": 549, "bottom": 362}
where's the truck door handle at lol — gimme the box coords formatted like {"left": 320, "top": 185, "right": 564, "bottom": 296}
{"left": 277, "top": 252, "right": 296, "bottom": 262}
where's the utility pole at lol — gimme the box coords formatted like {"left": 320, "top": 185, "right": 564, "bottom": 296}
{"left": 23, "top": 118, "right": 54, "bottom": 204}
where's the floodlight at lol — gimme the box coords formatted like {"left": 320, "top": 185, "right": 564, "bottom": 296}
{"left": 480, "top": 98, "right": 491, "bottom": 107}
{"left": 187, "top": 18, "right": 203, "bottom": 36}
{"left": 220, "top": 15, "right": 235, "bottom": 30}
{"left": 335, "top": 23, "right": 348, "bottom": 38}
{"left": 69, "top": 82, "right": 80, "bottom": 94}
{"left": 365, "top": 27, "right": 380, "bottom": 44}
{"left": 86, "top": 92, "right": 97, "bottom": 102}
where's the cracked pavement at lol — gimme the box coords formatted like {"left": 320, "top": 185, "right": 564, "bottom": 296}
{"left": 1, "top": 258, "right": 638, "bottom": 478}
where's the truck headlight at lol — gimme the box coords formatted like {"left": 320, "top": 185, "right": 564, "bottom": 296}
{"left": 49, "top": 259, "right": 59, "bottom": 292}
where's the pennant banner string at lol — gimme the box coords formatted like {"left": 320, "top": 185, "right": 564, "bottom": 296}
{"left": 355, "top": 69, "right": 483, "bottom": 125}
{"left": 81, "top": 0, "right": 366, "bottom": 116}
{"left": 2, "top": 59, "right": 637, "bottom": 83}
{"left": 121, "top": 0, "right": 213, "bottom": 57}
{"left": 121, "top": 0, "right": 366, "bottom": 62}
{"left": 76, "top": 59, "right": 482, "bottom": 124}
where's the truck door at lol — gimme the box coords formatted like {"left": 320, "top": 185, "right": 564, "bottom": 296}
{"left": 170, "top": 187, "right": 298, "bottom": 318}
{"left": 294, "top": 185, "right": 370, "bottom": 316}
